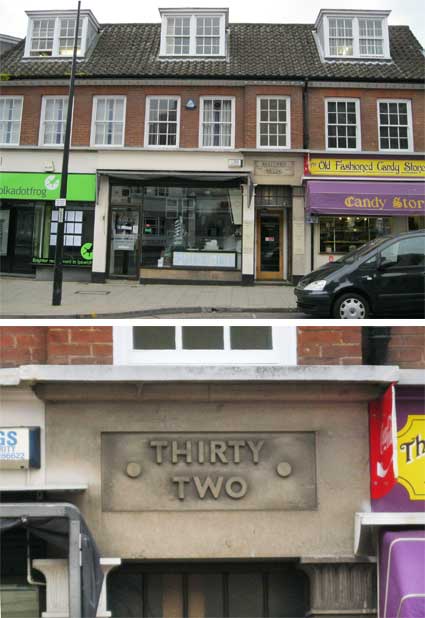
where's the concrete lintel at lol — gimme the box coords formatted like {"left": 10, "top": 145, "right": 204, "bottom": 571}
{"left": 398, "top": 369, "right": 425, "bottom": 386}
{"left": 0, "top": 484, "right": 88, "bottom": 493}
{"left": 354, "top": 511, "right": 425, "bottom": 556}
{"left": 0, "top": 364, "right": 399, "bottom": 385}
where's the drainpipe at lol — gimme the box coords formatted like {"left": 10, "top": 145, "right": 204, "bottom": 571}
{"left": 303, "top": 78, "right": 309, "bottom": 150}
{"left": 362, "top": 327, "right": 392, "bottom": 365}
{"left": 303, "top": 79, "right": 315, "bottom": 271}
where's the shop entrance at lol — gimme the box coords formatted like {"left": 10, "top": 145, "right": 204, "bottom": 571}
{"left": 256, "top": 210, "right": 284, "bottom": 280}
{"left": 108, "top": 561, "right": 309, "bottom": 618}
{"left": 0, "top": 204, "right": 35, "bottom": 274}
{"left": 109, "top": 205, "right": 140, "bottom": 278}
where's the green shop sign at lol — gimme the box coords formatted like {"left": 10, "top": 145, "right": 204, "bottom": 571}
{"left": 0, "top": 172, "right": 96, "bottom": 201}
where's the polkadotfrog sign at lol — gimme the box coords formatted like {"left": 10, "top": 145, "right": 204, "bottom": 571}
{"left": 0, "top": 172, "right": 96, "bottom": 201}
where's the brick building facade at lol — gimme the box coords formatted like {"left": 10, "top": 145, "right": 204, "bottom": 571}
{"left": 0, "top": 324, "right": 424, "bottom": 617}
{"left": 1, "top": 7, "right": 424, "bottom": 286}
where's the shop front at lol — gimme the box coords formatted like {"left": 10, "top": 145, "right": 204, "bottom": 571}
{"left": 305, "top": 156, "right": 425, "bottom": 271}
{"left": 8, "top": 361, "right": 396, "bottom": 617}
{"left": 0, "top": 172, "right": 96, "bottom": 280}
{"left": 355, "top": 382, "right": 425, "bottom": 618}
{"left": 97, "top": 173, "right": 248, "bottom": 283}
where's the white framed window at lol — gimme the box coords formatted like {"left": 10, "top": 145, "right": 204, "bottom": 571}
{"left": 24, "top": 11, "right": 98, "bottom": 59}
{"left": 318, "top": 12, "right": 390, "bottom": 59}
{"left": 377, "top": 99, "right": 413, "bottom": 152}
{"left": 165, "top": 16, "right": 191, "bottom": 55}
{"left": 145, "top": 96, "right": 180, "bottom": 147}
{"left": 359, "top": 18, "right": 384, "bottom": 56}
{"left": 58, "top": 17, "right": 83, "bottom": 56}
{"left": 0, "top": 97, "right": 23, "bottom": 145}
{"left": 91, "top": 96, "right": 126, "bottom": 147}
{"left": 29, "top": 17, "right": 56, "bottom": 56}
{"left": 159, "top": 10, "right": 226, "bottom": 57}
{"left": 325, "top": 98, "right": 361, "bottom": 151}
{"left": 328, "top": 17, "right": 353, "bottom": 56}
{"left": 39, "top": 96, "right": 69, "bottom": 146}
{"left": 113, "top": 325, "right": 297, "bottom": 366}
{"left": 256, "top": 96, "right": 290, "bottom": 149}
{"left": 199, "top": 97, "right": 235, "bottom": 149}
{"left": 196, "top": 16, "right": 221, "bottom": 55}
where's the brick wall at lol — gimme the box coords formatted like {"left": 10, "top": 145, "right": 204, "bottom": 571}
{"left": 47, "top": 327, "right": 113, "bottom": 365}
{"left": 7, "top": 82, "right": 423, "bottom": 151}
{"left": 1, "top": 326, "right": 423, "bottom": 369}
{"left": 297, "top": 327, "right": 362, "bottom": 365}
{"left": 386, "top": 327, "right": 425, "bottom": 369}
{"left": 308, "top": 87, "right": 425, "bottom": 151}
{"left": 0, "top": 327, "right": 113, "bottom": 367}
{"left": 0, "top": 327, "right": 47, "bottom": 367}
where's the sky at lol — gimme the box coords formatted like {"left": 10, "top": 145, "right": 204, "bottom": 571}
{"left": 1, "top": 0, "right": 424, "bottom": 46}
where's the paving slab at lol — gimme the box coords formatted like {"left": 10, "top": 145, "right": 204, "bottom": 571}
{"left": 0, "top": 277, "right": 297, "bottom": 318}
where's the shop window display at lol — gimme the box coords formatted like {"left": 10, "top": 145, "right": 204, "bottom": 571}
{"left": 142, "top": 186, "right": 242, "bottom": 268}
{"left": 32, "top": 202, "right": 95, "bottom": 267}
{"left": 319, "top": 216, "right": 391, "bottom": 254}
{"left": 109, "top": 184, "right": 242, "bottom": 274}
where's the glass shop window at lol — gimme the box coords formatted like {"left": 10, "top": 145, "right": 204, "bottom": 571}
{"left": 408, "top": 216, "right": 425, "bottom": 231}
{"left": 319, "top": 216, "right": 391, "bottom": 254}
{"left": 32, "top": 202, "right": 95, "bottom": 267}
{"left": 108, "top": 563, "right": 309, "bottom": 618}
{"left": 141, "top": 185, "right": 242, "bottom": 270}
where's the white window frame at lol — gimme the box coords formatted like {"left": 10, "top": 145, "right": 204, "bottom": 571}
{"left": 256, "top": 96, "right": 291, "bottom": 150}
{"left": 24, "top": 14, "right": 89, "bottom": 58}
{"left": 377, "top": 99, "right": 414, "bottom": 153}
{"left": 325, "top": 98, "right": 361, "bottom": 152}
{"left": 90, "top": 96, "right": 127, "bottom": 148}
{"left": 0, "top": 96, "right": 23, "bottom": 146}
{"left": 38, "top": 95, "right": 70, "bottom": 147}
{"left": 199, "top": 96, "right": 235, "bottom": 150}
{"left": 322, "top": 14, "right": 390, "bottom": 59}
{"left": 113, "top": 325, "right": 297, "bottom": 366}
{"left": 144, "top": 96, "right": 181, "bottom": 148}
{"left": 159, "top": 11, "right": 226, "bottom": 57}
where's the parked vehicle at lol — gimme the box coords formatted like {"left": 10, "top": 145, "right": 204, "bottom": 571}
{"left": 295, "top": 231, "right": 425, "bottom": 318}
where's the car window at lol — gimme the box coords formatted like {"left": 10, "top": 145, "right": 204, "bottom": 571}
{"left": 336, "top": 235, "right": 390, "bottom": 264}
{"left": 362, "top": 254, "right": 378, "bottom": 267}
{"left": 380, "top": 236, "right": 425, "bottom": 268}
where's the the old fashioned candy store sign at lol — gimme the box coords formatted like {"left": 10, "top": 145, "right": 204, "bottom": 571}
{"left": 308, "top": 157, "right": 425, "bottom": 178}
{"left": 102, "top": 432, "right": 317, "bottom": 511}
{"left": 397, "top": 415, "right": 425, "bottom": 501}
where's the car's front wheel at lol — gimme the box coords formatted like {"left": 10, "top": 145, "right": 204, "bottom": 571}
{"left": 332, "top": 293, "right": 369, "bottom": 319}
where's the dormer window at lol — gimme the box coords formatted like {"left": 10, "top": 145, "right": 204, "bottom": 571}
{"left": 24, "top": 10, "right": 99, "bottom": 58}
{"left": 159, "top": 8, "right": 227, "bottom": 57}
{"left": 315, "top": 10, "right": 390, "bottom": 60}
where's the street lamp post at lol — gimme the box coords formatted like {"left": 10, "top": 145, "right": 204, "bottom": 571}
{"left": 52, "top": 1, "right": 81, "bottom": 306}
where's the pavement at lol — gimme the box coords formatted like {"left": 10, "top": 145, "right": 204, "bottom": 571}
{"left": 0, "top": 276, "right": 298, "bottom": 318}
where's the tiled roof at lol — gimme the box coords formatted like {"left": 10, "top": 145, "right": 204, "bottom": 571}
{"left": 1, "top": 22, "right": 424, "bottom": 82}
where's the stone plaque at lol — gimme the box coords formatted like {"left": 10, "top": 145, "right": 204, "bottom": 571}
{"left": 254, "top": 160, "right": 295, "bottom": 176}
{"left": 101, "top": 432, "right": 317, "bottom": 511}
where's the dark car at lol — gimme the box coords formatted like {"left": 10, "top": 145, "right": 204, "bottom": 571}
{"left": 295, "top": 230, "right": 425, "bottom": 318}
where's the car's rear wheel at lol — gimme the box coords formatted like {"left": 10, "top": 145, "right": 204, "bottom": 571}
{"left": 332, "top": 293, "right": 369, "bottom": 319}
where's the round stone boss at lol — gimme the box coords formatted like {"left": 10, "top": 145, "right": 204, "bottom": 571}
{"left": 276, "top": 462, "right": 292, "bottom": 478}
{"left": 126, "top": 462, "right": 142, "bottom": 478}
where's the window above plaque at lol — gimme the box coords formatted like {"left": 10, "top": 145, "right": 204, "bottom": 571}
{"left": 159, "top": 8, "right": 228, "bottom": 57}
{"left": 314, "top": 9, "right": 391, "bottom": 60}
{"left": 113, "top": 325, "right": 297, "bottom": 365}
{"left": 24, "top": 10, "right": 99, "bottom": 58}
